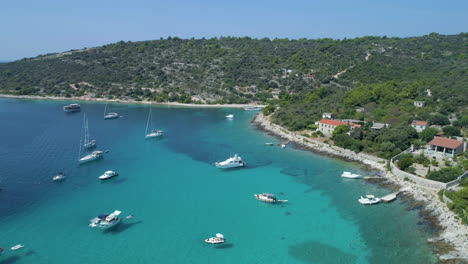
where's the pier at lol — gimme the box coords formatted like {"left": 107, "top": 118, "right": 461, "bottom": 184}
{"left": 380, "top": 188, "right": 409, "bottom": 203}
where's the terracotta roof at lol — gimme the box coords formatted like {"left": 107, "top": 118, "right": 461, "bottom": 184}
{"left": 428, "top": 137, "right": 464, "bottom": 149}
{"left": 319, "top": 119, "right": 348, "bottom": 126}
{"left": 412, "top": 120, "right": 428, "bottom": 126}
{"left": 319, "top": 119, "right": 360, "bottom": 128}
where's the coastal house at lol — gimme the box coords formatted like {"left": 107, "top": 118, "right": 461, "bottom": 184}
{"left": 411, "top": 120, "right": 428, "bottom": 132}
{"left": 322, "top": 113, "right": 333, "bottom": 119}
{"left": 370, "top": 122, "right": 389, "bottom": 130}
{"left": 427, "top": 137, "right": 465, "bottom": 158}
{"left": 318, "top": 119, "right": 361, "bottom": 136}
{"left": 355, "top": 107, "right": 365, "bottom": 113}
{"left": 414, "top": 101, "right": 426, "bottom": 108}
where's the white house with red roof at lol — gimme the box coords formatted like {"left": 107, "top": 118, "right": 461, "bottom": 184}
{"left": 411, "top": 120, "right": 428, "bottom": 132}
{"left": 428, "top": 137, "right": 465, "bottom": 157}
{"left": 318, "top": 119, "right": 361, "bottom": 136}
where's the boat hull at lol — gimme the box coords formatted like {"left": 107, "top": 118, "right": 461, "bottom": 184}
{"left": 215, "top": 163, "right": 244, "bottom": 169}
{"left": 79, "top": 155, "right": 102, "bottom": 163}
{"left": 254, "top": 195, "right": 276, "bottom": 203}
{"left": 104, "top": 113, "right": 119, "bottom": 119}
{"left": 145, "top": 132, "right": 163, "bottom": 138}
{"left": 99, "top": 173, "right": 119, "bottom": 180}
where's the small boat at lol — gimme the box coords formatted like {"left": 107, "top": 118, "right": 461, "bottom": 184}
{"left": 226, "top": 114, "right": 234, "bottom": 119}
{"left": 205, "top": 233, "right": 225, "bottom": 244}
{"left": 89, "top": 210, "right": 122, "bottom": 229}
{"left": 281, "top": 144, "right": 286, "bottom": 148}
{"left": 99, "top": 170, "right": 119, "bottom": 180}
{"left": 52, "top": 172, "right": 66, "bottom": 181}
{"left": 145, "top": 107, "right": 163, "bottom": 138}
{"left": 214, "top": 154, "right": 245, "bottom": 169}
{"left": 79, "top": 151, "right": 104, "bottom": 163}
{"left": 63, "top": 104, "right": 81, "bottom": 112}
{"left": 244, "top": 106, "right": 262, "bottom": 111}
{"left": 341, "top": 171, "right": 362, "bottom": 179}
{"left": 254, "top": 193, "right": 288, "bottom": 203}
{"left": 358, "top": 195, "right": 381, "bottom": 205}
{"left": 104, "top": 103, "right": 119, "bottom": 119}
{"left": 146, "top": 129, "right": 163, "bottom": 138}
{"left": 104, "top": 112, "right": 119, "bottom": 119}
{"left": 126, "top": 215, "right": 134, "bottom": 219}
{"left": 11, "top": 244, "right": 24, "bottom": 251}
{"left": 265, "top": 143, "right": 274, "bottom": 146}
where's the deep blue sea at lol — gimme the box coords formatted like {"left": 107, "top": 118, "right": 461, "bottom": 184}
{"left": 0, "top": 99, "right": 438, "bottom": 263}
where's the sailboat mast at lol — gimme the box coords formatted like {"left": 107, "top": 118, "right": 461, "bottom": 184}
{"left": 78, "top": 114, "right": 84, "bottom": 160}
{"left": 145, "top": 107, "right": 151, "bottom": 135}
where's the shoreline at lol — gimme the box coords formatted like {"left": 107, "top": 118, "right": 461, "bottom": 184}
{"left": 0, "top": 94, "right": 263, "bottom": 109}
{"left": 253, "top": 113, "right": 468, "bottom": 261}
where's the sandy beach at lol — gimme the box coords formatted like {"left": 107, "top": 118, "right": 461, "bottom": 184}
{"left": 0, "top": 94, "right": 263, "bottom": 109}
{"left": 253, "top": 112, "right": 468, "bottom": 261}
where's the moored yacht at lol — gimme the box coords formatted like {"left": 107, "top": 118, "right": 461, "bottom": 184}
{"left": 214, "top": 154, "right": 245, "bottom": 168}
{"left": 79, "top": 151, "right": 104, "bottom": 163}
{"left": 145, "top": 129, "right": 163, "bottom": 138}
{"left": 63, "top": 104, "right": 81, "bottom": 112}
{"left": 89, "top": 210, "right": 122, "bottom": 229}
{"left": 205, "top": 233, "right": 225, "bottom": 244}
{"left": 52, "top": 172, "right": 66, "bottom": 181}
{"left": 104, "top": 103, "right": 119, "bottom": 119}
{"left": 341, "top": 171, "right": 362, "bottom": 179}
{"left": 226, "top": 114, "right": 234, "bottom": 119}
{"left": 84, "top": 139, "right": 97, "bottom": 149}
{"left": 358, "top": 195, "right": 381, "bottom": 205}
{"left": 104, "top": 112, "right": 119, "bottom": 119}
{"left": 99, "top": 170, "right": 119, "bottom": 180}
{"left": 254, "top": 193, "right": 277, "bottom": 203}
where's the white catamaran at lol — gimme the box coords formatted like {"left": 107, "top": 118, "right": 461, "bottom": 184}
{"left": 104, "top": 103, "right": 119, "bottom": 119}
{"left": 83, "top": 114, "right": 96, "bottom": 149}
{"left": 145, "top": 107, "right": 163, "bottom": 138}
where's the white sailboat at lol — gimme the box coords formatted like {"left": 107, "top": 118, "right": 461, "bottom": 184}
{"left": 83, "top": 114, "right": 96, "bottom": 149}
{"left": 145, "top": 107, "right": 163, "bottom": 138}
{"left": 104, "top": 103, "right": 119, "bottom": 119}
{"left": 78, "top": 119, "right": 104, "bottom": 164}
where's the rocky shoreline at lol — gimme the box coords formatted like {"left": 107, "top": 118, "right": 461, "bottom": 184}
{"left": 253, "top": 113, "right": 468, "bottom": 261}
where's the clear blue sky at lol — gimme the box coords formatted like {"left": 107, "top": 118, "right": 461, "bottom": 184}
{"left": 1, "top": 0, "right": 467, "bottom": 61}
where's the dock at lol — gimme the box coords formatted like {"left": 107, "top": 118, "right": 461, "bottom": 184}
{"left": 380, "top": 188, "right": 409, "bottom": 203}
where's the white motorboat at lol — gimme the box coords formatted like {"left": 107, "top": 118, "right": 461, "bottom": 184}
{"left": 11, "top": 244, "right": 24, "bottom": 251}
{"left": 104, "top": 112, "right": 119, "bottom": 119}
{"left": 89, "top": 210, "right": 122, "bottom": 229}
{"left": 104, "top": 103, "right": 119, "bottom": 119}
{"left": 358, "top": 195, "right": 381, "bottom": 205}
{"left": 83, "top": 114, "right": 97, "bottom": 148}
{"left": 63, "top": 104, "right": 81, "bottom": 112}
{"left": 214, "top": 154, "right": 245, "bottom": 168}
{"left": 281, "top": 144, "right": 286, "bottom": 148}
{"left": 265, "top": 142, "right": 274, "bottom": 146}
{"left": 254, "top": 193, "right": 288, "bottom": 203}
{"left": 341, "top": 171, "right": 362, "bottom": 179}
{"left": 52, "top": 172, "right": 66, "bottom": 181}
{"left": 205, "top": 233, "right": 225, "bottom": 244}
{"left": 79, "top": 151, "right": 104, "bottom": 163}
{"left": 254, "top": 193, "right": 277, "bottom": 203}
{"left": 226, "top": 114, "right": 234, "bottom": 119}
{"left": 244, "top": 106, "right": 263, "bottom": 111}
{"left": 99, "top": 170, "right": 119, "bottom": 180}
{"left": 145, "top": 107, "right": 163, "bottom": 138}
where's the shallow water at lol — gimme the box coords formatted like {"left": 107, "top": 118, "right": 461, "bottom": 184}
{"left": 0, "top": 99, "right": 438, "bottom": 263}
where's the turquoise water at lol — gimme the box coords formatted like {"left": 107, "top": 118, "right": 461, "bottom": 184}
{"left": 0, "top": 99, "right": 438, "bottom": 264}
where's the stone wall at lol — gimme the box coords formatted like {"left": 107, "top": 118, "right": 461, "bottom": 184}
{"left": 391, "top": 151, "right": 468, "bottom": 190}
